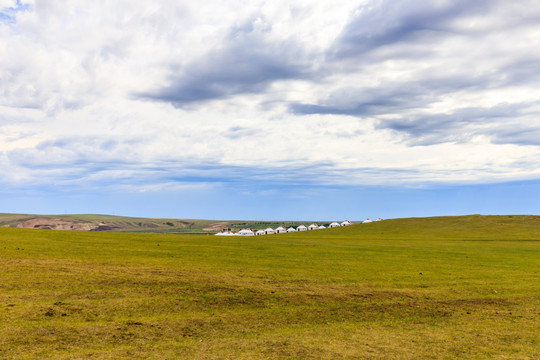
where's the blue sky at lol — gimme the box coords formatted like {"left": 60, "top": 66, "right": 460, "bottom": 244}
{"left": 2, "top": 0, "right": 540, "bottom": 220}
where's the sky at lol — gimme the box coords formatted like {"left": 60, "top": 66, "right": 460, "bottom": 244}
{"left": 2, "top": 0, "right": 540, "bottom": 220}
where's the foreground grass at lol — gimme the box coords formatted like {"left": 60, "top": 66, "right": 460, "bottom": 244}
{"left": 1, "top": 215, "right": 539, "bottom": 359}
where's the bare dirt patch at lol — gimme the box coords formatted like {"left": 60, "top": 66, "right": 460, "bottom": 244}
{"left": 16, "top": 218, "right": 100, "bottom": 231}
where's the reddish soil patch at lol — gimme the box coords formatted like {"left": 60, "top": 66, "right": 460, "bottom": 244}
{"left": 16, "top": 218, "right": 100, "bottom": 231}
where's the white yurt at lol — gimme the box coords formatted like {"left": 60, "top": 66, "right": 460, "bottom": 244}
{"left": 255, "top": 229, "right": 265, "bottom": 236}
{"left": 297, "top": 224, "right": 308, "bottom": 231}
{"left": 341, "top": 220, "right": 352, "bottom": 226}
{"left": 275, "top": 226, "right": 286, "bottom": 234}
{"left": 318, "top": 225, "right": 326, "bottom": 229}
{"left": 287, "top": 227, "right": 297, "bottom": 232}
{"left": 376, "top": 218, "right": 383, "bottom": 221}
{"left": 214, "top": 232, "right": 224, "bottom": 236}
{"left": 238, "top": 228, "right": 255, "bottom": 236}
{"left": 222, "top": 231, "right": 236, "bottom": 236}
{"left": 264, "top": 227, "right": 275, "bottom": 235}
{"left": 329, "top": 221, "right": 340, "bottom": 228}
{"left": 362, "top": 218, "right": 372, "bottom": 223}
{"left": 308, "top": 223, "right": 318, "bottom": 230}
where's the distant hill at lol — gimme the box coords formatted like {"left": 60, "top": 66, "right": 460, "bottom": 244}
{"left": 4, "top": 212, "right": 539, "bottom": 237}
{"left": 308, "top": 214, "right": 540, "bottom": 241}
{"left": 0, "top": 213, "right": 320, "bottom": 234}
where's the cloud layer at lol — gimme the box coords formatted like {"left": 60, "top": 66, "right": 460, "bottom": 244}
{"left": 2, "top": 0, "right": 540, "bottom": 198}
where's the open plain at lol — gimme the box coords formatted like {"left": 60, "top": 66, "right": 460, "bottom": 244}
{"left": 1, "top": 215, "right": 539, "bottom": 359}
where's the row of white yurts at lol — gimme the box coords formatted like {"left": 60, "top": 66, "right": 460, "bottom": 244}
{"left": 215, "top": 219, "right": 382, "bottom": 236}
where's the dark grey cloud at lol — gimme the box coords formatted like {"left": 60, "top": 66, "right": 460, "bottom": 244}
{"left": 290, "top": 85, "right": 425, "bottom": 117}
{"left": 289, "top": 68, "right": 540, "bottom": 146}
{"left": 140, "top": 17, "right": 312, "bottom": 106}
{"left": 378, "top": 104, "right": 527, "bottom": 145}
{"left": 292, "top": 75, "right": 540, "bottom": 145}
{"left": 500, "top": 57, "right": 540, "bottom": 86}
{"left": 288, "top": 0, "right": 540, "bottom": 147}
{"left": 330, "top": 0, "right": 496, "bottom": 58}
{"left": 376, "top": 100, "right": 540, "bottom": 146}
{"left": 290, "top": 74, "right": 487, "bottom": 118}
{"left": 490, "top": 128, "right": 540, "bottom": 146}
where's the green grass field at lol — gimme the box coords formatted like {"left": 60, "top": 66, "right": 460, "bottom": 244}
{"left": 1, "top": 215, "right": 539, "bottom": 359}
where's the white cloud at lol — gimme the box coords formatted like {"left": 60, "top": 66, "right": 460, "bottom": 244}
{"left": 0, "top": 0, "right": 16, "bottom": 10}
{"left": 2, "top": 0, "right": 540, "bottom": 193}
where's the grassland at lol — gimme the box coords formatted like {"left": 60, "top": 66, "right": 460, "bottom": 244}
{"left": 1, "top": 215, "right": 539, "bottom": 359}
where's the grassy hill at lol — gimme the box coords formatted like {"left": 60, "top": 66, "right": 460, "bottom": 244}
{"left": 0, "top": 213, "right": 315, "bottom": 234}
{"left": 0, "top": 215, "right": 539, "bottom": 359}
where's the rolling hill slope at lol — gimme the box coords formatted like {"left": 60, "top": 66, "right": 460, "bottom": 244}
{"left": 0, "top": 213, "right": 316, "bottom": 234}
